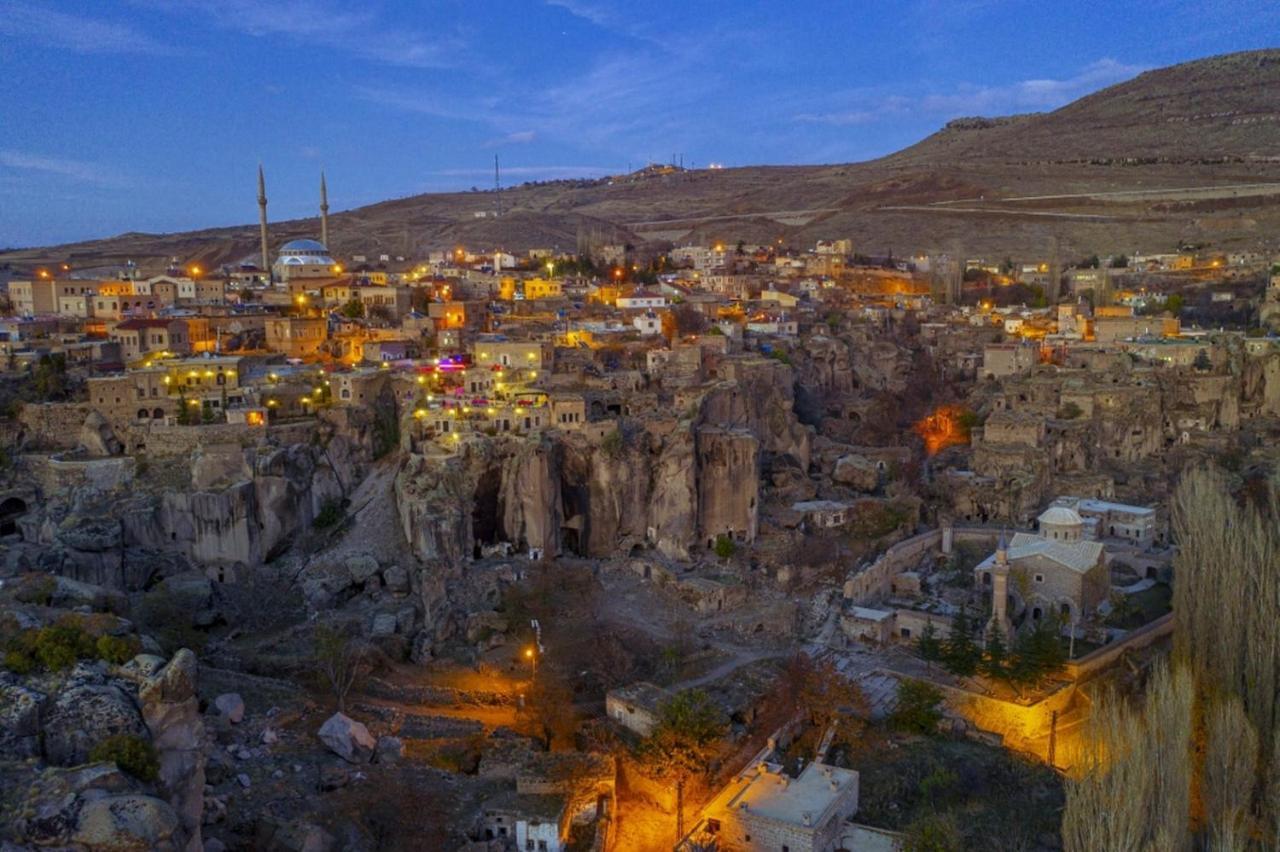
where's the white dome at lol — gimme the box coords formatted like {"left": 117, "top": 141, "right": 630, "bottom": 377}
{"left": 1038, "top": 506, "right": 1083, "bottom": 526}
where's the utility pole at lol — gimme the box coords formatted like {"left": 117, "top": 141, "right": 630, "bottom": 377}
{"left": 494, "top": 155, "right": 502, "bottom": 218}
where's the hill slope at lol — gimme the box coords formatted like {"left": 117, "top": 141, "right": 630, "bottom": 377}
{"left": 5, "top": 49, "right": 1280, "bottom": 271}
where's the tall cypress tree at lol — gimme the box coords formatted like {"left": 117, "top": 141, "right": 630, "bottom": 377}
{"left": 944, "top": 606, "right": 980, "bottom": 677}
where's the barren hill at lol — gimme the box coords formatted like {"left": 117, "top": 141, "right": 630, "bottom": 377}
{"left": 6, "top": 49, "right": 1280, "bottom": 273}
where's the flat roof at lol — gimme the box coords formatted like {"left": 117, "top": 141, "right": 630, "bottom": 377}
{"left": 722, "top": 761, "right": 857, "bottom": 828}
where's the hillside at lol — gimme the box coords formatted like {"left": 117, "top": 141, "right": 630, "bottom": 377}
{"left": 5, "top": 49, "right": 1280, "bottom": 273}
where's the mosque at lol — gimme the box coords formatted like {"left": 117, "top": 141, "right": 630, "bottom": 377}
{"left": 256, "top": 166, "right": 340, "bottom": 284}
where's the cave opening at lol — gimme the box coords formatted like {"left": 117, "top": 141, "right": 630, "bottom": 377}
{"left": 0, "top": 497, "right": 27, "bottom": 537}
{"left": 471, "top": 467, "right": 502, "bottom": 558}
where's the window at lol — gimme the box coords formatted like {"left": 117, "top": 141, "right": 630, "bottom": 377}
{"left": 1034, "top": 574, "right": 1044, "bottom": 584}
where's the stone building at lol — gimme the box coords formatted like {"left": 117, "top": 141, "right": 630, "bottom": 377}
{"left": 604, "top": 681, "right": 671, "bottom": 737}
{"left": 680, "top": 759, "right": 860, "bottom": 852}
{"left": 974, "top": 511, "right": 1108, "bottom": 625}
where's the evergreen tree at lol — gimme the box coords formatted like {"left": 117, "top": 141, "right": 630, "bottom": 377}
{"left": 917, "top": 621, "right": 943, "bottom": 662}
{"left": 943, "top": 606, "right": 981, "bottom": 677}
{"left": 983, "top": 625, "right": 1009, "bottom": 680}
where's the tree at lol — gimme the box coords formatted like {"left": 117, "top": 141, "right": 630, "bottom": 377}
{"left": 340, "top": 298, "right": 365, "bottom": 318}
{"left": 1008, "top": 619, "right": 1066, "bottom": 687}
{"left": 1164, "top": 293, "right": 1184, "bottom": 316}
{"left": 673, "top": 304, "right": 708, "bottom": 335}
{"left": 1192, "top": 349, "right": 1212, "bottom": 371}
{"left": 32, "top": 353, "right": 68, "bottom": 399}
{"left": 645, "top": 689, "right": 727, "bottom": 842}
{"left": 313, "top": 623, "right": 367, "bottom": 712}
{"left": 796, "top": 656, "right": 869, "bottom": 751}
{"left": 520, "top": 667, "right": 577, "bottom": 751}
{"left": 889, "top": 679, "right": 944, "bottom": 735}
{"left": 942, "top": 606, "right": 980, "bottom": 677}
{"left": 1110, "top": 254, "right": 1129, "bottom": 269}
{"left": 982, "top": 625, "right": 1008, "bottom": 680}
{"left": 916, "top": 622, "right": 943, "bottom": 662}
{"left": 712, "top": 535, "right": 735, "bottom": 560}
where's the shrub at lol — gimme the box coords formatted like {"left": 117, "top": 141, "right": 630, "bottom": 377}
{"left": 95, "top": 634, "right": 141, "bottom": 665}
{"left": 89, "top": 734, "right": 159, "bottom": 781}
{"left": 2, "top": 649, "right": 34, "bottom": 674}
{"left": 713, "top": 534, "right": 736, "bottom": 560}
{"left": 313, "top": 498, "right": 344, "bottom": 530}
{"left": 600, "top": 429, "right": 624, "bottom": 459}
{"left": 34, "top": 621, "right": 96, "bottom": 671}
{"left": 13, "top": 574, "right": 56, "bottom": 605}
{"left": 904, "top": 812, "right": 963, "bottom": 851}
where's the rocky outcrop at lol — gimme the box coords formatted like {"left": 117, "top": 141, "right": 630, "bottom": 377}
{"left": 139, "top": 649, "right": 206, "bottom": 851}
{"left": 3, "top": 648, "right": 205, "bottom": 851}
{"left": 42, "top": 682, "right": 149, "bottom": 766}
{"left": 80, "top": 411, "right": 124, "bottom": 457}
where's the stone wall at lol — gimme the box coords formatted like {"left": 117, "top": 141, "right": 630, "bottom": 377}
{"left": 21, "top": 453, "right": 136, "bottom": 494}
{"left": 18, "top": 402, "right": 92, "bottom": 450}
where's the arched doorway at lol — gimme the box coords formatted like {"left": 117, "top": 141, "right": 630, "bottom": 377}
{"left": 0, "top": 497, "right": 28, "bottom": 536}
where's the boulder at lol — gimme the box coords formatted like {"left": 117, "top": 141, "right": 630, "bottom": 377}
{"left": 121, "top": 654, "right": 168, "bottom": 680}
{"left": 369, "top": 613, "right": 397, "bottom": 638}
{"left": 72, "top": 794, "right": 180, "bottom": 851}
{"left": 257, "top": 818, "right": 335, "bottom": 852}
{"left": 42, "top": 684, "right": 147, "bottom": 766}
{"left": 139, "top": 649, "right": 198, "bottom": 705}
{"left": 374, "top": 735, "right": 404, "bottom": 765}
{"left": 0, "top": 681, "right": 45, "bottom": 759}
{"left": 213, "top": 693, "right": 245, "bottom": 724}
{"left": 316, "top": 713, "right": 375, "bottom": 764}
{"left": 833, "top": 454, "right": 881, "bottom": 492}
{"left": 394, "top": 606, "right": 416, "bottom": 635}
{"left": 345, "top": 554, "right": 381, "bottom": 585}
{"left": 79, "top": 411, "right": 123, "bottom": 457}
{"left": 381, "top": 564, "right": 409, "bottom": 593}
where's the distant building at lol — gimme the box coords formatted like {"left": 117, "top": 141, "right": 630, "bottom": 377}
{"left": 605, "top": 681, "right": 672, "bottom": 737}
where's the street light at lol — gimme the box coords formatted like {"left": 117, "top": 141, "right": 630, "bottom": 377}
{"left": 524, "top": 646, "right": 537, "bottom": 681}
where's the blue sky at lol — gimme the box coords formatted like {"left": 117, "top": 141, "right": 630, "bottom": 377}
{"left": 1, "top": 0, "right": 1277, "bottom": 247}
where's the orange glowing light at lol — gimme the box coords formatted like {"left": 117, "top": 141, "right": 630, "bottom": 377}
{"left": 914, "top": 404, "right": 974, "bottom": 456}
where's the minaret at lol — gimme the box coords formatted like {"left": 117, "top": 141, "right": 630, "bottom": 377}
{"left": 257, "top": 164, "right": 269, "bottom": 275}
{"left": 320, "top": 171, "right": 330, "bottom": 248}
{"left": 989, "top": 529, "right": 1014, "bottom": 640}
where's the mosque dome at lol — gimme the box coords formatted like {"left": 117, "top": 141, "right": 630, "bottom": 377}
{"left": 276, "top": 238, "right": 334, "bottom": 266}
{"left": 1038, "top": 506, "right": 1083, "bottom": 527}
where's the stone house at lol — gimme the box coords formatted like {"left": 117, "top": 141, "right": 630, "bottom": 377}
{"left": 479, "top": 792, "right": 566, "bottom": 851}
{"left": 605, "top": 682, "right": 671, "bottom": 737}
{"left": 679, "top": 759, "right": 860, "bottom": 852}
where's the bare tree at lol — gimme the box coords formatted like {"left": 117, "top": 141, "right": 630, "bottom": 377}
{"left": 313, "top": 623, "right": 367, "bottom": 712}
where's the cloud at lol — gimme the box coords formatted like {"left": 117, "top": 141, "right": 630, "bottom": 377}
{"left": 356, "top": 48, "right": 717, "bottom": 158}
{"left": 0, "top": 149, "right": 130, "bottom": 188}
{"left": 0, "top": 2, "right": 181, "bottom": 55}
{"left": 139, "top": 0, "right": 458, "bottom": 68}
{"left": 544, "top": 0, "right": 612, "bottom": 28}
{"left": 793, "top": 59, "right": 1148, "bottom": 126}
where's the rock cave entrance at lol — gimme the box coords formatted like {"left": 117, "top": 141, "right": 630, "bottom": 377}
{"left": 0, "top": 497, "right": 27, "bottom": 536}
{"left": 560, "top": 482, "right": 589, "bottom": 557}
{"left": 471, "top": 468, "right": 502, "bottom": 558}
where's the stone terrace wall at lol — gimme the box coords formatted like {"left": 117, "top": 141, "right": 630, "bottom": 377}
{"left": 843, "top": 526, "right": 1010, "bottom": 605}
{"left": 18, "top": 402, "right": 92, "bottom": 450}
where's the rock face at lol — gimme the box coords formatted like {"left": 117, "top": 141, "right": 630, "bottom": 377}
{"left": 833, "top": 454, "right": 881, "bottom": 492}
{"left": 0, "top": 680, "right": 45, "bottom": 758}
{"left": 80, "top": 411, "right": 124, "bottom": 457}
{"left": 317, "top": 712, "right": 376, "bottom": 763}
{"left": 5, "top": 649, "right": 204, "bottom": 851}
{"left": 42, "top": 683, "right": 148, "bottom": 766}
{"left": 17, "top": 436, "right": 362, "bottom": 591}
{"left": 72, "top": 793, "right": 181, "bottom": 851}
